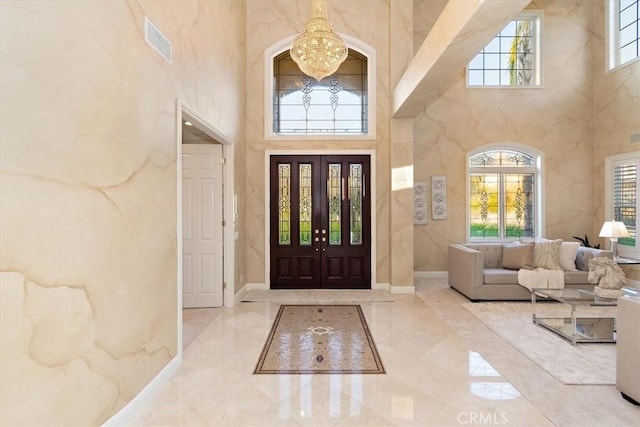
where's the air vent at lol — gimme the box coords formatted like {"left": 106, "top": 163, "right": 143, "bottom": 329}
{"left": 631, "top": 132, "right": 640, "bottom": 144}
{"left": 144, "top": 17, "right": 172, "bottom": 64}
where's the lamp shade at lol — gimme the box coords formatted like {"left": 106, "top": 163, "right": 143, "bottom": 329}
{"left": 599, "top": 220, "right": 630, "bottom": 238}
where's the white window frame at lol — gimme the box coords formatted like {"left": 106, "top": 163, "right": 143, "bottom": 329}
{"left": 466, "top": 10, "right": 543, "bottom": 88}
{"left": 264, "top": 34, "right": 376, "bottom": 141}
{"left": 604, "top": 151, "right": 640, "bottom": 259}
{"left": 606, "top": 0, "right": 640, "bottom": 71}
{"left": 466, "top": 143, "right": 544, "bottom": 242}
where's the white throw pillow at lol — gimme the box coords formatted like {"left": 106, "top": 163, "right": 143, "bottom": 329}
{"left": 558, "top": 241, "right": 580, "bottom": 271}
{"left": 534, "top": 239, "right": 563, "bottom": 270}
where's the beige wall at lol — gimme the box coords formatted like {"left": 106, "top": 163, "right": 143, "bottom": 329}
{"left": 591, "top": 0, "right": 640, "bottom": 281}
{"left": 413, "top": 0, "right": 598, "bottom": 271}
{"left": 244, "top": 0, "right": 412, "bottom": 287}
{"left": 0, "top": 1, "right": 246, "bottom": 424}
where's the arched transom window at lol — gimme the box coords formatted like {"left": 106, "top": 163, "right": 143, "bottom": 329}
{"left": 468, "top": 147, "right": 542, "bottom": 240}
{"left": 273, "top": 49, "right": 368, "bottom": 135}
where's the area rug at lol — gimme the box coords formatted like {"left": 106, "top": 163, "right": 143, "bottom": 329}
{"left": 461, "top": 302, "right": 616, "bottom": 385}
{"left": 242, "top": 289, "right": 394, "bottom": 303}
{"left": 254, "top": 304, "right": 385, "bottom": 374}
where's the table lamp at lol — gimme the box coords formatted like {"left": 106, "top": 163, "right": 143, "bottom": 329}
{"left": 599, "top": 220, "right": 630, "bottom": 259}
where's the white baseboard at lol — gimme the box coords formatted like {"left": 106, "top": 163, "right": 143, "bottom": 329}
{"left": 372, "top": 282, "right": 390, "bottom": 291}
{"left": 414, "top": 271, "right": 448, "bottom": 280}
{"left": 390, "top": 285, "right": 415, "bottom": 294}
{"left": 234, "top": 283, "right": 268, "bottom": 305}
{"left": 102, "top": 354, "right": 182, "bottom": 426}
{"left": 233, "top": 284, "right": 248, "bottom": 305}
{"left": 246, "top": 282, "right": 267, "bottom": 290}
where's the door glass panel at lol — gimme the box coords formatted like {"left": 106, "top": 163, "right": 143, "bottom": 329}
{"left": 328, "top": 163, "right": 342, "bottom": 245}
{"left": 349, "top": 164, "right": 363, "bottom": 245}
{"left": 299, "top": 164, "right": 312, "bottom": 245}
{"left": 278, "top": 164, "right": 291, "bottom": 245}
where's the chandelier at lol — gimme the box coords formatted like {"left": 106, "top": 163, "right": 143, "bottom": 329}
{"left": 290, "top": 0, "right": 348, "bottom": 81}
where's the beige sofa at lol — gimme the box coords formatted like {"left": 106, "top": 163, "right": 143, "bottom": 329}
{"left": 447, "top": 242, "right": 612, "bottom": 301}
{"left": 617, "top": 295, "right": 640, "bottom": 405}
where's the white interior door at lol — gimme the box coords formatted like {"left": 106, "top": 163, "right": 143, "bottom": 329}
{"left": 182, "top": 143, "right": 224, "bottom": 307}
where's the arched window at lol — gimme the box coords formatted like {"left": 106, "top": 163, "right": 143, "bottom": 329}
{"left": 467, "top": 146, "right": 542, "bottom": 241}
{"left": 273, "top": 49, "right": 367, "bottom": 135}
{"left": 264, "top": 36, "right": 376, "bottom": 140}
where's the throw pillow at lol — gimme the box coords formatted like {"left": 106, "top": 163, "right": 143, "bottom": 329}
{"left": 502, "top": 243, "right": 534, "bottom": 270}
{"left": 534, "top": 239, "right": 563, "bottom": 270}
{"left": 558, "top": 241, "right": 580, "bottom": 270}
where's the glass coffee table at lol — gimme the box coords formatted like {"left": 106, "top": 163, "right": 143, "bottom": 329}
{"left": 531, "top": 288, "right": 622, "bottom": 345}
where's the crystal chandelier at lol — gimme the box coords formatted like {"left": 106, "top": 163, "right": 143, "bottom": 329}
{"left": 290, "top": 0, "right": 348, "bottom": 81}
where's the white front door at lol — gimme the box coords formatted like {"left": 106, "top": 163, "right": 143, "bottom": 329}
{"left": 182, "top": 144, "right": 224, "bottom": 307}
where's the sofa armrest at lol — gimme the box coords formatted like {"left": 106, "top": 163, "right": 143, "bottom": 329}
{"left": 617, "top": 296, "right": 640, "bottom": 403}
{"left": 448, "top": 244, "right": 484, "bottom": 299}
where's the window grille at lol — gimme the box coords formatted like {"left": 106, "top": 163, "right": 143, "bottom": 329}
{"left": 619, "top": 0, "right": 640, "bottom": 65}
{"left": 468, "top": 148, "right": 540, "bottom": 240}
{"left": 467, "top": 11, "right": 541, "bottom": 87}
{"left": 608, "top": 0, "right": 640, "bottom": 69}
{"left": 273, "top": 49, "right": 368, "bottom": 135}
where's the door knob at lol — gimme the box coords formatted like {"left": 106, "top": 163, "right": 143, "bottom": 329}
{"left": 322, "top": 229, "right": 327, "bottom": 234}
{"left": 315, "top": 229, "right": 320, "bottom": 234}
{"left": 322, "top": 237, "right": 326, "bottom": 242}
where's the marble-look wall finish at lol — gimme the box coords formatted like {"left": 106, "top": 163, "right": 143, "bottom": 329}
{"left": 591, "top": 0, "right": 640, "bottom": 281}
{"left": 0, "top": 1, "right": 246, "bottom": 425}
{"left": 413, "top": 0, "right": 597, "bottom": 271}
{"left": 244, "top": 0, "right": 413, "bottom": 287}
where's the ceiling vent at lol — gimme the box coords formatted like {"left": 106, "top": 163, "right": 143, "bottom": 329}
{"left": 144, "top": 17, "right": 172, "bottom": 64}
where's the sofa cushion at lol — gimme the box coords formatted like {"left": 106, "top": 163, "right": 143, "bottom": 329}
{"left": 483, "top": 268, "right": 520, "bottom": 284}
{"left": 563, "top": 270, "right": 590, "bottom": 284}
{"left": 502, "top": 243, "right": 534, "bottom": 270}
{"left": 559, "top": 241, "right": 580, "bottom": 270}
{"left": 534, "top": 239, "right": 562, "bottom": 269}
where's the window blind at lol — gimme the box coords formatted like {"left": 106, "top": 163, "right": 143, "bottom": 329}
{"left": 613, "top": 161, "right": 637, "bottom": 249}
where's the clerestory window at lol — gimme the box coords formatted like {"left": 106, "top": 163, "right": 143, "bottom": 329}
{"left": 467, "top": 11, "right": 542, "bottom": 87}
{"left": 468, "top": 146, "right": 542, "bottom": 241}
{"left": 272, "top": 49, "right": 368, "bottom": 136}
{"left": 607, "top": 0, "right": 640, "bottom": 70}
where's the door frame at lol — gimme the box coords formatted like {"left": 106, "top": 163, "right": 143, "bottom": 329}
{"left": 176, "top": 100, "right": 235, "bottom": 350}
{"left": 264, "top": 149, "right": 376, "bottom": 289}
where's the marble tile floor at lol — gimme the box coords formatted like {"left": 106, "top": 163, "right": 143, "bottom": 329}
{"left": 133, "top": 282, "right": 640, "bottom": 426}
{"left": 183, "top": 308, "right": 224, "bottom": 350}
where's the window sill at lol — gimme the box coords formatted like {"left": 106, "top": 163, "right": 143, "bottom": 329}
{"left": 607, "top": 56, "right": 640, "bottom": 74}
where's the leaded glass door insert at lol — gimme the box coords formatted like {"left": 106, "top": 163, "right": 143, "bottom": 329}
{"left": 270, "top": 155, "right": 371, "bottom": 289}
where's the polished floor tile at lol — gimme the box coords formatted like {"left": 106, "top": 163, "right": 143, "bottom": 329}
{"left": 133, "top": 282, "right": 640, "bottom": 426}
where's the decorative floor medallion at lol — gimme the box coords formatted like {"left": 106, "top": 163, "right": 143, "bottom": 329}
{"left": 254, "top": 305, "right": 385, "bottom": 375}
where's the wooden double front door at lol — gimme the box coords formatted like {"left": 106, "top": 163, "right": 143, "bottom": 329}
{"left": 270, "top": 155, "right": 371, "bottom": 289}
